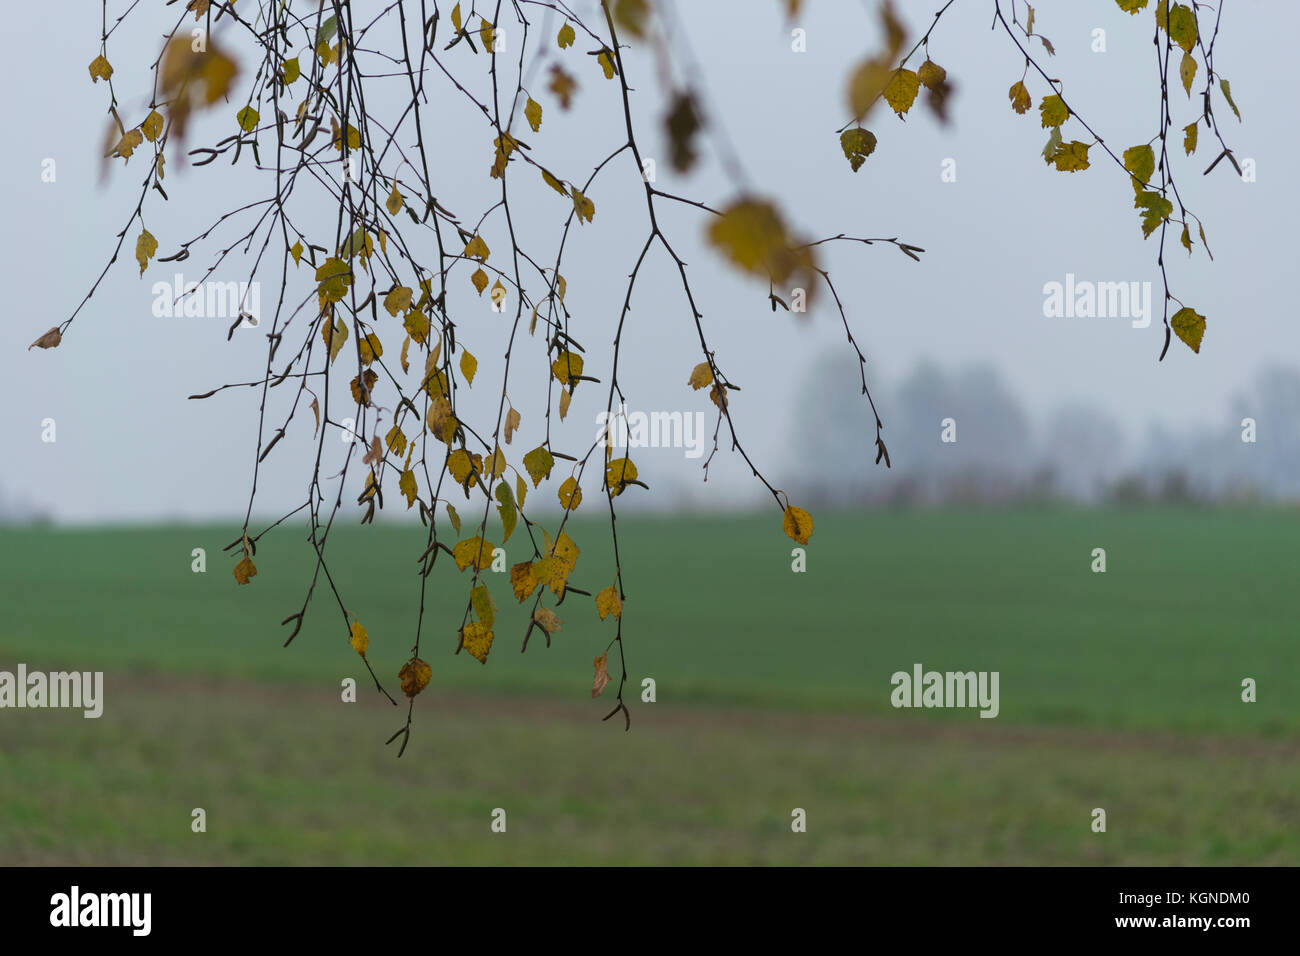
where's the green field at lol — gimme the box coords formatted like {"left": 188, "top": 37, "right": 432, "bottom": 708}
{"left": 2, "top": 508, "right": 1297, "bottom": 864}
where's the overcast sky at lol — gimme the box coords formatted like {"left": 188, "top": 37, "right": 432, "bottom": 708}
{"left": 4, "top": 0, "right": 1293, "bottom": 523}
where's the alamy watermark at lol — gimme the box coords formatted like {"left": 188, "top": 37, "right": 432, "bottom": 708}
{"left": 1042, "top": 273, "right": 1152, "bottom": 328}
{"left": 890, "top": 663, "right": 999, "bottom": 718}
{"left": 596, "top": 402, "right": 706, "bottom": 459}
{"left": 0, "top": 664, "right": 103, "bottom": 718}
{"left": 151, "top": 273, "right": 260, "bottom": 328}
{"left": 50, "top": 886, "right": 150, "bottom": 936}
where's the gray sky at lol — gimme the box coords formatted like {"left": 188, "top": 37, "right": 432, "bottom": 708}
{"left": 4, "top": 0, "right": 1293, "bottom": 522}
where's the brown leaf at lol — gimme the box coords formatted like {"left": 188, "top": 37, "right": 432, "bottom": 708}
{"left": 28, "top": 327, "right": 62, "bottom": 351}
{"left": 592, "top": 652, "right": 613, "bottom": 698}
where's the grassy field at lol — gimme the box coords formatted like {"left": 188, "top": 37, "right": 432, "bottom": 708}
{"left": 1, "top": 508, "right": 1297, "bottom": 864}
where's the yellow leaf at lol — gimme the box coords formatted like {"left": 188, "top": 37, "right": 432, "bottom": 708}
{"left": 558, "top": 476, "right": 583, "bottom": 511}
{"left": 88, "top": 54, "right": 113, "bottom": 83}
{"left": 470, "top": 584, "right": 497, "bottom": 628}
{"left": 290, "top": 239, "right": 303, "bottom": 265}
{"left": 541, "top": 167, "right": 569, "bottom": 196}
{"left": 403, "top": 308, "right": 430, "bottom": 345}
{"left": 688, "top": 362, "right": 713, "bottom": 390}
{"left": 141, "top": 110, "right": 164, "bottom": 142}
{"left": 1171, "top": 307, "right": 1206, "bottom": 353}
{"left": 523, "top": 445, "right": 555, "bottom": 486}
{"left": 557, "top": 22, "right": 576, "bottom": 48}
{"left": 447, "top": 448, "right": 480, "bottom": 487}
{"left": 1167, "top": 2, "right": 1197, "bottom": 51}
{"left": 551, "top": 350, "right": 584, "bottom": 386}
{"left": 350, "top": 370, "right": 378, "bottom": 407}
{"left": 484, "top": 445, "right": 506, "bottom": 480}
{"left": 384, "top": 286, "right": 412, "bottom": 316}
{"left": 504, "top": 407, "right": 521, "bottom": 444}
{"left": 606, "top": 457, "right": 638, "bottom": 496}
{"left": 452, "top": 2, "right": 463, "bottom": 31}
{"left": 1122, "top": 144, "right": 1154, "bottom": 190}
{"left": 597, "top": 49, "right": 617, "bottom": 79}
{"left": 1008, "top": 80, "right": 1032, "bottom": 114}
{"left": 282, "top": 57, "right": 300, "bottom": 85}
{"left": 1046, "top": 140, "right": 1090, "bottom": 172}
{"left": 398, "top": 657, "right": 432, "bottom": 697}
{"left": 511, "top": 561, "right": 539, "bottom": 601}
{"left": 386, "top": 182, "right": 403, "bottom": 214}
{"left": 358, "top": 333, "right": 383, "bottom": 366}
{"left": 233, "top": 555, "right": 257, "bottom": 584}
{"left": 525, "top": 96, "right": 543, "bottom": 133}
{"left": 322, "top": 317, "right": 348, "bottom": 364}
{"left": 479, "top": 18, "right": 495, "bottom": 52}
{"left": 1039, "top": 94, "right": 1068, "bottom": 128}
{"left": 591, "top": 653, "right": 613, "bottom": 698}
{"left": 882, "top": 69, "right": 920, "bottom": 115}
{"left": 135, "top": 228, "right": 158, "bottom": 276}
{"left": 471, "top": 267, "right": 489, "bottom": 295}
{"left": 459, "top": 350, "right": 477, "bottom": 385}
{"left": 782, "top": 505, "right": 814, "bottom": 545}
{"left": 516, "top": 473, "right": 528, "bottom": 508}
{"left": 399, "top": 468, "right": 418, "bottom": 508}
{"left": 315, "top": 257, "right": 352, "bottom": 302}
{"left": 236, "top": 106, "right": 259, "bottom": 132}
{"left": 428, "top": 395, "right": 456, "bottom": 442}
{"left": 446, "top": 502, "right": 462, "bottom": 534}
{"left": 452, "top": 537, "right": 495, "bottom": 571}
{"left": 460, "top": 622, "right": 494, "bottom": 663}
{"left": 108, "top": 128, "right": 144, "bottom": 161}
{"left": 1179, "top": 51, "right": 1197, "bottom": 96}
{"left": 464, "top": 234, "right": 490, "bottom": 260}
{"left": 571, "top": 188, "right": 595, "bottom": 224}
{"left": 350, "top": 621, "right": 369, "bottom": 657}
{"left": 595, "top": 584, "right": 622, "bottom": 621}
{"left": 386, "top": 424, "right": 408, "bottom": 456}
{"left": 839, "top": 127, "right": 877, "bottom": 172}
{"left": 559, "top": 388, "right": 572, "bottom": 421}
{"left": 1183, "top": 121, "right": 1198, "bottom": 155}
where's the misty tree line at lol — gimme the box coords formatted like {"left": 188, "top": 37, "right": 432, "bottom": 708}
{"left": 791, "top": 353, "right": 1300, "bottom": 507}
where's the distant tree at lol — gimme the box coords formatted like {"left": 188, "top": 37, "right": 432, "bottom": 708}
{"left": 35, "top": 0, "right": 1242, "bottom": 750}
